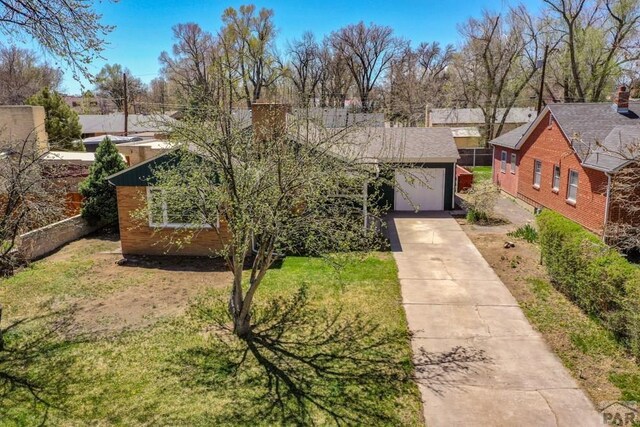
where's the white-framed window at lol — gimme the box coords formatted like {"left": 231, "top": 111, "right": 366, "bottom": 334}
{"left": 510, "top": 153, "right": 517, "bottom": 174}
{"left": 533, "top": 160, "right": 542, "bottom": 187}
{"left": 567, "top": 170, "right": 578, "bottom": 203}
{"left": 500, "top": 151, "right": 507, "bottom": 173}
{"left": 147, "top": 187, "right": 218, "bottom": 229}
{"left": 552, "top": 165, "right": 561, "bottom": 191}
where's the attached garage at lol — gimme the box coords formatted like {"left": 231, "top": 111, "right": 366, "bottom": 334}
{"left": 359, "top": 127, "right": 459, "bottom": 212}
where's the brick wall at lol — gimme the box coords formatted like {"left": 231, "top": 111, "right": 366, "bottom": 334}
{"left": 19, "top": 215, "right": 101, "bottom": 260}
{"left": 456, "top": 165, "right": 473, "bottom": 192}
{"left": 517, "top": 112, "right": 608, "bottom": 234}
{"left": 492, "top": 146, "right": 519, "bottom": 197}
{"left": 116, "top": 186, "right": 230, "bottom": 256}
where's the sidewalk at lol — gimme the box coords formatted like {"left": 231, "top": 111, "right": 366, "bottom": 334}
{"left": 388, "top": 213, "right": 601, "bottom": 426}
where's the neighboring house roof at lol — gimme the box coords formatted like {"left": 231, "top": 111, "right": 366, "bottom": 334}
{"left": 117, "top": 139, "right": 173, "bottom": 150}
{"left": 487, "top": 123, "right": 532, "bottom": 149}
{"left": 82, "top": 135, "right": 144, "bottom": 145}
{"left": 44, "top": 151, "right": 97, "bottom": 163}
{"left": 291, "top": 108, "right": 384, "bottom": 128}
{"left": 429, "top": 108, "right": 535, "bottom": 125}
{"left": 490, "top": 102, "right": 640, "bottom": 173}
{"left": 451, "top": 127, "right": 482, "bottom": 138}
{"left": 78, "top": 114, "right": 176, "bottom": 134}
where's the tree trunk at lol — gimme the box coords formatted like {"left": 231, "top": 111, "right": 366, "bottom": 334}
{"left": 233, "top": 312, "right": 252, "bottom": 338}
{"left": 0, "top": 303, "right": 4, "bottom": 351}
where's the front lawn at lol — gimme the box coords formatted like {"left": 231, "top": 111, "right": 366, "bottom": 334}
{"left": 0, "top": 235, "right": 422, "bottom": 425}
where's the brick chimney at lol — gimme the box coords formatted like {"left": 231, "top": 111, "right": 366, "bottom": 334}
{"left": 613, "top": 85, "right": 630, "bottom": 114}
{"left": 251, "top": 101, "right": 291, "bottom": 142}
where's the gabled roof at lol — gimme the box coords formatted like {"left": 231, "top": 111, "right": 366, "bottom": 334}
{"left": 489, "top": 102, "right": 640, "bottom": 173}
{"left": 429, "top": 107, "right": 535, "bottom": 125}
{"left": 108, "top": 150, "right": 180, "bottom": 186}
{"left": 488, "top": 123, "right": 532, "bottom": 149}
{"left": 347, "top": 127, "right": 459, "bottom": 162}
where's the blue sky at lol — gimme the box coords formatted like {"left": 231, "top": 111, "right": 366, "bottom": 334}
{"left": 5, "top": 0, "right": 544, "bottom": 94}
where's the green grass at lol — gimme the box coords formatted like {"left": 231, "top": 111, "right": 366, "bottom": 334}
{"left": 0, "top": 245, "right": 422, "bottom": 425}
{"left": 470, "top": 166, "right": 492, "bottom": 184}
{"left": 522, "top": 277, "right": 640, "bottom": 403}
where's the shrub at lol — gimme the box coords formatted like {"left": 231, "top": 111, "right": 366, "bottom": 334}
{"left": 507, "top": 224, "right": 538, "bottom": 243}
{"left": 537, "top": 210, "right": 640, "bottom": 358}
{"left": 79, "top": 137, "right": 126, "bottom": 225}
{"left": 462, "top": 181, "right": 499, "bottom": 224}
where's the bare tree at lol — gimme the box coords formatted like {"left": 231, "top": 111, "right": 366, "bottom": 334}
{"left": 453, "top": 8, "right": 545, "bottom": 140}
{"left": 139, "top": 107, "right": 387, "bottom": 338}
{"left": 0, "top": 46, "right": 61, "bottom": 105}
{"left": 95, "top": 64, "right": 146, "bottom": 112}
{"left": 286, "top": 32, "right": 323, "bottom": 107}
{"left": 159, "top": 23, "right": 216, "bottom": 108}
{"left": 0, "top": 0, "right": 113, "bottom": 80}
{"left": 385, "top": 42, "right": 454, "bottom": 125}
{"left": 329, "top": 22, "right": 405, "bottom": 112}
{"left": 318, "top": 41, "right": 353, "bottom": 108}
{"left": 0, "top": 135, "right": 64, "bottom": 275}
{"left": 543, "top": 0, "right": 640, "bottom": 102}
{"left": 220, "top": 5, "right": 281, "bottom": 107}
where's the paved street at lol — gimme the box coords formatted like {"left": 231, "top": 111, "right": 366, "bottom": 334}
{"left": 388, "top": 213, "right": 601, "bottom": 427}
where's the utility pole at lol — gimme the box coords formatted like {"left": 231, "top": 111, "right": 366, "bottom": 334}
{"left": 123, "top": 72, "right": 129, "bottom": 136}
{"left": 537, "top": 44, "right": 549, "bottom": 115}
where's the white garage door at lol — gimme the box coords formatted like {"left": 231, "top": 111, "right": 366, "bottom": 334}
{"left": 394, "top": 168, "right": 446, "bottom": 211}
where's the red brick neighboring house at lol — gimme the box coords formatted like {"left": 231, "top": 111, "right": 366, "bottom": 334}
{"left": 490, "top": 86, "right": 640, "bottom": 236}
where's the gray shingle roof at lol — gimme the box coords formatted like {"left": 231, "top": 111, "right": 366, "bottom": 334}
{"left": 429, "top": 108, "right": 535, "bottom": 125}
{"left": 292, "top": 108, "right": 384, "bottom": 128}
{"left": 346, "top": 127, "right": 459, "bottom": 162}
{"left": 548, "top": 102, "right": 640, "bottom": 172}
{"left": 583, "top": 125, "right": 640, "bottom": 171}
{"left": 488, "top": 123, "right": 532, "bottom": 149}
{"left": 79, "top": 114, "right": 176, "bottom": 134}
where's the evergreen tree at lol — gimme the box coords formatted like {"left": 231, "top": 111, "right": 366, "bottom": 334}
{"left": 79, "top": 138, "right": 126, "bottom": 224}
{"left": 27, "top": 87, "right": 83, "bottom": 150}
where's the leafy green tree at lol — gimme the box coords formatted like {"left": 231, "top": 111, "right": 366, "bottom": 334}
{"left": 79, "top": 138, "right": 126, "bottom": 224}
{"left": 27, "top": 87, "right": 83, "bottom": 150}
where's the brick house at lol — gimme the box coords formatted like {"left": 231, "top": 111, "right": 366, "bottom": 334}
{"left": 490, "top": 86, "right": 640, "bottom": 236}
{"left": 108, "top": 103, "right": 460, "bottom": 256}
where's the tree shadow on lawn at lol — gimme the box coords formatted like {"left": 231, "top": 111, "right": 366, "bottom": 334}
{"left": 173, "top": 287, "right": 491, "bottom": 425}
{"left": 0, "top": 305, "right": 80, "bottom": 425}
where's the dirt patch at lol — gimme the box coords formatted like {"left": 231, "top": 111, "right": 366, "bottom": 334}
{"left": 40, "top": 233, "right": 234, "bottom": 336}
{"left": 458, "top": 218, "right": 623, "bottom": 403}
{"left": 72, "top": 270, "right": 231, "bottom": 336}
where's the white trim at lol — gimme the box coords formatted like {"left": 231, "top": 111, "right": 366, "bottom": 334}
{"left": 552, "top": 164, "right": 561, "bottom": 191}
{"left": 147, "top": 187, "right": 218, "bottom": 229}
{"left": 566, "top": 169, "right": 579, "bottom": 203}
{"left": 500, "top": 150, "right": 507, "bottom": 173}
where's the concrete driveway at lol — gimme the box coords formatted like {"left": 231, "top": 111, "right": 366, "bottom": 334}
{"left": 389, "top": 213, "right": 601, "bottom": 427}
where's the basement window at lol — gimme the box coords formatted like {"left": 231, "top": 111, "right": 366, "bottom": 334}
{"left": 567, "top": 170, "right": 578, "bottom": 204}
{"left": 147, "top": 187, "right": 217, "bottom": 228}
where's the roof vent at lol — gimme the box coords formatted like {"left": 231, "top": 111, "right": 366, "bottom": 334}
{"left": 613, "top": 85, "right": 630, "bottom": 114}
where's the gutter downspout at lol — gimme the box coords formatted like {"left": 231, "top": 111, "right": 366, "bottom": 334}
{"left": 603, "top": 172, "right": 612, "bottom": 242}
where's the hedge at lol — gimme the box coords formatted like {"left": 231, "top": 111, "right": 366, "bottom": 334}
{"left": 537, "top": 210, "right": 640, "bottom": 358}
